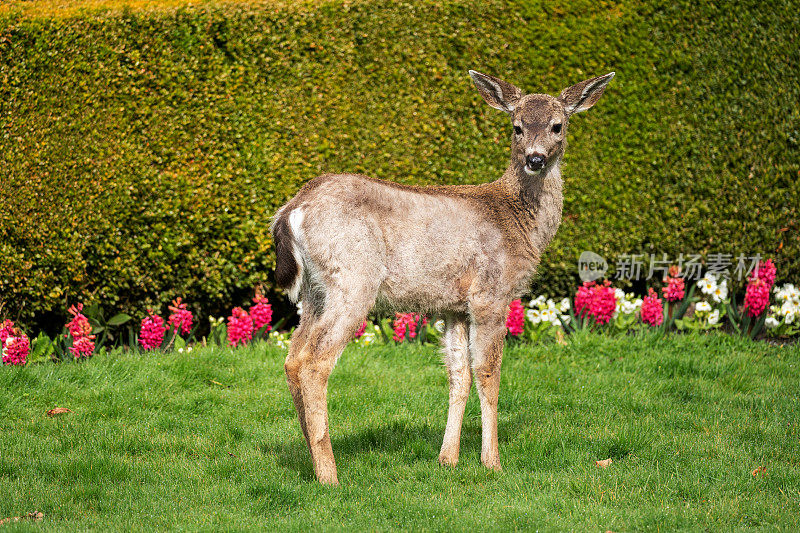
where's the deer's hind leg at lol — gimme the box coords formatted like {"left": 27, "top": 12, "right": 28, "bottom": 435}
{"left": 294, "top": 287, "right": 377, "bottom": 485}
{"left": 284, "top": 313, "right": 315, "bottom": 453}
{"left": 439, "top": 317, "right": 472, "bottom": 467}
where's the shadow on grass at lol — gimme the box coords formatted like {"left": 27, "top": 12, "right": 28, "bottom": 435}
{"left": 262, "top": 421, "right": 493, "bottom": 481}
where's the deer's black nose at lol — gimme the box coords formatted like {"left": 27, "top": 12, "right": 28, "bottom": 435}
{"left": 526, "top": 153, "right": 546, "bottom": 171}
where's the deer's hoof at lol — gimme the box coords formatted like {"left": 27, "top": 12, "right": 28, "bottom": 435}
{"left": 438, "top": 451, "right": 459, "bottom": 467}
{"left": 317, "top": 473, "right": 339, "bottom": 486}
{"left": 315, "top": 464, "right": 339, "bottom": 485}
{"left": 481, "top": 455, "right": 502, "bottom": 472}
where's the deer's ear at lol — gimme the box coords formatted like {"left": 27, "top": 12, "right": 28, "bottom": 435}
{"left": 559, "top": 72, "right": 615, "bottom": 115}
{"left": 469, "top": 70, "right": 523, "bottom": 114}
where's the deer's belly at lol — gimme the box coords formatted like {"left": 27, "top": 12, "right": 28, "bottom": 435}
{"left": 373, "top": 243, "right": 506, "bottom": 315}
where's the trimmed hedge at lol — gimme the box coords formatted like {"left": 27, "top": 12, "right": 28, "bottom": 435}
{"left": 1, "top": 0, "right": 798, "bottom": 330}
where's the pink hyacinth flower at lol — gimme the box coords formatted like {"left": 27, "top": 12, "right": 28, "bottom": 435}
{"left": 139, "top": 312, "right": 167, "bottom": 350}
{"left": 65, "top": 303, "right": 97, "bottom": 359}
{"left": 3, "top": 334, "right": 30, "bottom": 366}
{"left": 0, "top": 319, "right": 15, "bottom": 346}
{"left": 744, "top": 278, "right": 770, "bottom": 317}
{"left": 640, "top": 288, "right": 664, "bottom": 327}
{"left": 228, "top": 307, "right": 254, "bottom": 347}
{"left": 662, "top": 276, "right": 685, "bottom": 302}
{"left": 69, "top": 336, "right": 96, "bottom": 359}
{"left": 168, "top": 297, "right": 194, "bottom": 336}
{"left": 750, "top": 259, "right": 776, "bottom": 290}
{"left": 66, "top": 304, "right": 93, "bottom": 340}
{"left": 574, "top": 281, "right": 617, "bottom": 325}
{"left": 355, "top": 320, "right": 367, "bottom": 338}
{"left": 392, "top": 314, "right": 406, "bottom": 342}
{"left": 393, "top": 313, "right": 411, "bottom": 342}
{"left": 506, "top": 299, "right": 525, "bottom": 336}
{"left": 742, "top": 259, "right": 776, "bottom": 317}
{"left": 392, "top": 313, "right": 426, "bottom": 342}
{"left": 250, "top": 295, "right": 273, "bottom": 332}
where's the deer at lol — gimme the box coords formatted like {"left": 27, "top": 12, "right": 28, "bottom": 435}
{"left": 270, "top": 69, "right": 615, "bottom": 484}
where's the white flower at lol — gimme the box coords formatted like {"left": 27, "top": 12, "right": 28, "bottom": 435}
{"left": 527, "top": 309, "right": 541, "bottom": 324}
{"left": 529, "top": 295, "right": 546, "bottom": 308}
{"left": 774, "top": 283, "right": 795, "bottom": 296}
{"left": 187, "top": 346, "right": 193, "bottom": 353}
{"left": 559, "top": 298, "right": 570, "bottom": 312}
{"left": 632, "top": 298, "right": 643, "bottom": 310}
{"left": 765, "top": 316, "right": 780, "bottom": 329}
{"left": 696, "top": 301, "right": 712, "bottom": 313}
{"left": 543, "top": 308, "right": 561, "bottom": 325}
{"left": 559, "top": 314, "right": 570, "bottom": 325}
{"left": 712, "top": 281, "right": 728, "bottom": 304}
{"left": 362, "top": 331, "right": 375, "bottom": 345}
{"left": 775, "top": 284, "right": 800, "bottom": 306}
{"left": 708, "top": 309, "right": 720, "bottom": 325}
{"left": 178, "top": 347, "right": 184, "bottom": 353}
{"left": 786, "top": 309, "right": 796, "bottom": 325}
{"left": 621, "top": 300, "right": 638, "bottom": 315}
{"left": 614, "top": 288, "right": 626, "bottom": 301}
{"left": 781, "top": 300, "right": 799, "bottom": 317}
{"left": 700, "top": 275, "right": 717, "bottom": 295}
{"left": 434, "top": 319, "right": 446, "bottom": 333}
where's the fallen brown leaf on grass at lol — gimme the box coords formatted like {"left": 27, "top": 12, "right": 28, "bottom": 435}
{"left": 555, "top": 329, "right": 567, "bottom": 346}
{"left": 46, "top": 407, "right": 72, "bottom": 417}
{"left": 595, "top": 458, "right": 613, "bottom": 468}
{"left": 0, "top": 511, "right": 44, "bottom": 526}
{"left": 751, "top": 466, "right": 767, "bottom": 476}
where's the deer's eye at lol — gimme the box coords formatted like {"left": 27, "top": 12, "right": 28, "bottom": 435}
{"left": 552, "top": 123, "right": 562, "bottom": 134}
{"left": 513, "top": 125, "right": 523, "bottom": 136}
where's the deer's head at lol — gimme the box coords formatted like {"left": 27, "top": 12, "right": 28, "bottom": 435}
{"left": 469, "top": 70, "right": 615, "bottom": 177}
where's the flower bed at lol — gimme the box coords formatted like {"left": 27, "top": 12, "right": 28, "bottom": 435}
{"left": 2, "top": 260, "right": 797, "bottom": 367}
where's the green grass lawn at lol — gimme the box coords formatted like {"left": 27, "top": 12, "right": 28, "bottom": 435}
{"left": 1, "top": 333, "right": 799, "bottom": 531}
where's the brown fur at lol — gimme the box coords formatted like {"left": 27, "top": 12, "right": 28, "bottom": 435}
{"left": 270, "top": 70, "right": 614, "bottom": 484}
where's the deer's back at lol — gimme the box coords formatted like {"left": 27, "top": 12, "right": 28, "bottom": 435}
{"left": 283, "top": 173, "right": 522, "bottom": 312}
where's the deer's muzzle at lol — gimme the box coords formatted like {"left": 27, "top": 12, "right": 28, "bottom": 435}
{"left": 525, "top": 153, "right": 546, "bottom": 172}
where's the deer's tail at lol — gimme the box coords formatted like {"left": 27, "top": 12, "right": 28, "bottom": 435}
{"left": 270, "top": 206, "right": 304, "bottom": 303}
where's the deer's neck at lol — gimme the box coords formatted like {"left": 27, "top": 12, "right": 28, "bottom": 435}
{"left": 498, "top": 162, "right": 564, "bottom": 257}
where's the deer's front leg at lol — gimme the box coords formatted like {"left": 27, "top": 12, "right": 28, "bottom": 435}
{"left": 469, "top": 309, "right": 506, "bottom": 471}
{"left": 439, "top": 318, "right": 471, "bottom": 467}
